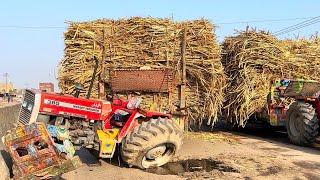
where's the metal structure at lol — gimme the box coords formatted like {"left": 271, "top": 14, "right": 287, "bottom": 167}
{"left": 17, "top": 87, "right": 182, "bottom": 169}
{"left": 109, "top": 69, "right": 173, "bottom": 93}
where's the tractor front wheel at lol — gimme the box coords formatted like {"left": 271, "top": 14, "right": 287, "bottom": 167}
{"left": 121, "top": 118, "right": 183, "bottom": 169}
{"left": 286, "top": 101, "right": 319, "bottom": 146}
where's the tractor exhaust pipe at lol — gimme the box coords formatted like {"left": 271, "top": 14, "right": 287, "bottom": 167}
{"left": 86, "top": 56, "right": 99, "bottom": 99}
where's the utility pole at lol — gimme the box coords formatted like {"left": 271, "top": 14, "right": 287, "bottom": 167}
{"left": 3, "top": 73, "right": 9, "bottom": 93}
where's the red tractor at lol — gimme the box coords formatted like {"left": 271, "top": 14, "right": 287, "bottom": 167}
{"left": 18, "top": 88, "right": 183, "bottom": 168}
{"left": 17, "top": 58, "right": 183, "bottom": 169}
{"left": 268, "top": 79, "right": 320, "bottom": 146}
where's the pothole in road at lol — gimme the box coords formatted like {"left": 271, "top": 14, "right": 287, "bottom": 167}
{"left": 146, "top": 158, "right": 239, "bottom": 176}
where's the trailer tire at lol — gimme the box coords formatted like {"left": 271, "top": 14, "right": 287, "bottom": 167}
{"left": 121, "top": 118, "right": 183, "bottom": 169}
{"left": 286, "top": 101, "right": 319, "bottom": 146}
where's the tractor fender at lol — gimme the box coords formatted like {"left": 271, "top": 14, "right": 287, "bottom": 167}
{"left": 143, "top": 111, "right": 172, "bottom": 119}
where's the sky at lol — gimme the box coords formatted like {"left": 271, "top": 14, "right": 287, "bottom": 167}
{"left": 0, "top": 0, "right": 319, "bottom": 90}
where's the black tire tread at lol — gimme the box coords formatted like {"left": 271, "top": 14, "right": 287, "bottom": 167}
{"left": 121, "top": 117, "right": 183, "bottom": 168}
{"left": 286, "top": 101, "right": 319, "bottom": 146}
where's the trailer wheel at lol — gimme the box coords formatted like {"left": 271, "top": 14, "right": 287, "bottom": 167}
{"left": 286, "top": 101, "right": 319, "bottom": 146}
{"left": 121, "top": 118, "right": 183, "bottom": 169}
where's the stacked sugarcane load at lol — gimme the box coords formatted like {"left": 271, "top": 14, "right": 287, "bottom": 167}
{"left": 59, "top": 17, "right": 226, "bottom": 125}
{"left": 222, "top": 30, "right": 320, "bottom": 126}
{"left": 283, "top": 36, "right": 320, "bottom": 79}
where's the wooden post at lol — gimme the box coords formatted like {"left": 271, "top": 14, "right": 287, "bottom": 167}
{"left": 165, "top": 28, "right": 172, "bottom": 113}
{"left": 180, "top": 28, "right": 187, "bottom": 130}
{"left": 99, "top": 28, "right": 106, "bottom": 99}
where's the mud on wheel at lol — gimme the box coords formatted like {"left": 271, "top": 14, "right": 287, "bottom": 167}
{"left": 121, "top": 117, "right": 183, "bottom": 169}
{"left": 286, "top": 101, "right": 319, "bottom": 146}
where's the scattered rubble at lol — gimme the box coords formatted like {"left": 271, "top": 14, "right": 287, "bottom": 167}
{"left": 1, "top": 122, "right": 82, "bottom": 179}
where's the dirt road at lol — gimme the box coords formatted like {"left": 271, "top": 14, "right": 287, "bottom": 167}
{"left": 62, "top": 130, "right": 320, "bottom": 180}
{"left": 0, "top": 104, "right": 318, "bottom": 179}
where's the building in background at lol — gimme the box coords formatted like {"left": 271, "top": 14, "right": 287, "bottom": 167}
{"left": 39, "top": 82, "right": 54, "bottom": 92}
{"left": 0, "top": 82, "right": 14, "bottom": 93}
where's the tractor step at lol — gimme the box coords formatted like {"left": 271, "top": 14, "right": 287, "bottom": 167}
{"left": 97, "top": 129, "right": 119, "bottom": 158}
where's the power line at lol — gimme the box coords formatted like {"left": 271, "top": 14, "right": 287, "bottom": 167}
{"left": 274, "top": 16, "right": 320, "bottom": 36}
{"left": 0, "top": 16, "right": 317, "bottom": 30}
{"left": 274, "top": 16, "right": 320, "bottom": 34}
{"left": 216, "top": 16, "right": 317, "bottom": 25}
{"left": 275, "top": 20, "right": 320, "bottom": 36}
{"left": 0, "top": 25, "right": 65, "bottom": 29}
{"left": 274, "top": 16, "right": 320, "bottom": 33}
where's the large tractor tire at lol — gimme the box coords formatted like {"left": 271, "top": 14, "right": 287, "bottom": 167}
{"left": 121, "top": 118, "right": 183, "bottom": 169}
{"left": 286, "top": 101, "right": 319, "bottom": 146}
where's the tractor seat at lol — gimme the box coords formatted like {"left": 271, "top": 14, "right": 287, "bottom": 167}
{"left": 113, "top": 109, "right": 131, "bottom": 127}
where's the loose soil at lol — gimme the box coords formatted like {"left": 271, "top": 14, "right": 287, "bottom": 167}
{"left": 62, "top": 130, "right": 320, "bottom": 180}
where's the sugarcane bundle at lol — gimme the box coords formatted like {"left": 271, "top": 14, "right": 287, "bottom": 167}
{"left": 222, "top": 30, "right": 320, "bottom": 126}
{"left": 59, "top": 17, "right": 226, "bottom": 125}
{"left": 176, "top": 20, "right": 226, "bottom": 125}
{"left": 283, "top": 37, "right": 320, "bottom": 81}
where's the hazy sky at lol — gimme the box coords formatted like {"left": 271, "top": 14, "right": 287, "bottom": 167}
{"left": 0, "top": 0, "right": 319, "bottom": 90}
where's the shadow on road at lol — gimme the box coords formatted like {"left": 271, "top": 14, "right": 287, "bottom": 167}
{"left": 189, "top": 120, "right": 320, "bottom": 155}
{"left": 1, "top": 150, "right": 13, "bottom": 177}
{"left": 76, "top": 147, "right": 101, "bottom": 166}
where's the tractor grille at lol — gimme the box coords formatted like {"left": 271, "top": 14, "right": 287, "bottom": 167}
{"left": 19, "top": 90, "right": 35, "bottom": 125}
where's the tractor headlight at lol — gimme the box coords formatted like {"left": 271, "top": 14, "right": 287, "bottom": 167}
{"left": 22, "top": 101, "right": 27, "bottom": 108}
{"left": 27, "top": 104, "right": 33, "bottom": 111}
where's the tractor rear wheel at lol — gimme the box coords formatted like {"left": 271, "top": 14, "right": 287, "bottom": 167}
{"left": 286, "top": 101, "right": 319, "bottom": 146}
{"left": 121, "top": 118, "right": 183, "bottom": 169}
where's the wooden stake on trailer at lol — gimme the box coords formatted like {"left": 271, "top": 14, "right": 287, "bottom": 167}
{"left": 165, "top": 27, "right": 172, "bottom": 113}
{"left": 99, "top": 28, "right": 106, "bottom": 99}
{"left": 180, "top": 28, "right": 187, "bottom": 130}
